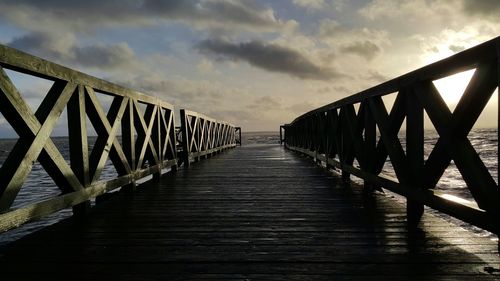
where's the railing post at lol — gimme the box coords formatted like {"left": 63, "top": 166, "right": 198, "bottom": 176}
{"left": 280, "top": 125, "right": 285, "bottom": 145}
{"left": 179, "top": 109, "right": 190, "bottom": 167}
{"left": 235, "top": 127, "right": 242, "bottom": 146}
{"left": 340, "top": 107, "right": 352, "bottom": 183}
{"left": 406, "top": 88, "right": 424, "bottom": 228}
{"left": 364, "top": 101, "right": 377, "bottom": 192}
{"left": 121, "top": 98, "right": 136, "bottom": 192}
{"left": 68, "top": 85, "right": 92, "bottom": 215}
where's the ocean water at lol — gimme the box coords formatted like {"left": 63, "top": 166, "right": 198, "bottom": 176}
{"left": 0, "top": 129, "right": 497, "bottom": 245}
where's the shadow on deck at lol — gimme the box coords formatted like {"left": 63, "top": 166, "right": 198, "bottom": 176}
{"left": 0, "top": 144, "right": 498, "bottom": 280}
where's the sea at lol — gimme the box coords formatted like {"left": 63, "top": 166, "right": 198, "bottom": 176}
{"left": 0, "top": 129, "right": 497, "bottom": 245}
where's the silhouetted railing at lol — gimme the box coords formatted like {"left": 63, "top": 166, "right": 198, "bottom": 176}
{"left": 283, "top": 36, "right": 500, "bottom": 236}
{"left": 179, "top": 109, "right": 238, "bottom": 166}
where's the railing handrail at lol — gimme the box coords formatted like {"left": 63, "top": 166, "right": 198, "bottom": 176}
{"left": 283, "top": 36, "right": 500, "bottom": 238}
{"left": 181, "top": 109, "right": 237, "bottom": 128}
{"left": 0, "top": 45, "right": 173, "bottom": 109}
{"left": 179, "top": 108, "right": 238, "bottom": 166}
{"left": 291, "top": 36, "right": 500, "bottom": 124}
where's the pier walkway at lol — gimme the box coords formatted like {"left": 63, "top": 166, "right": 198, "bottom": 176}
{"left": 1, "top": 144, "right": 498, "bottom": 280}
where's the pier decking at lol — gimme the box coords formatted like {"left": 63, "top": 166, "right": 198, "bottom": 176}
{"left": 1, "top": 144, "right": 498, "bottom": 280}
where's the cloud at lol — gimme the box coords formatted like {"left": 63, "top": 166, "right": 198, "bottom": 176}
{"left": 0, "top": 0, "right": 287, "bottom": 33}
{"left": 318, "top": 19, "right": 342, "bottom": 38}
{"left": 196, "top": 38, "right": 342, "bottom": 80}
{"left": 292, "top": 0, "right": 325, "bottom": 10}
{"left": 287, "top": 101, "right": 316, "bottom": 114}
{"left": 448, "top": 44, "right": 465, "bottom": 53}
{"left": 196, "top": 58, "right": 215, "bottom": 74}
{"left": 363, "top": 70, "right": 389, "bottom": 83}
{"left": 340, "top": 40, "right": 381, "bottom": 61}
{"left": 460, "top": 0, "right": 500, "bottom": 17}
{"left": 73, "top": 43, "right": 135, "bottom": 69}
{"left": 291, "top": 0, "right": 346, "bottom": 11}
{"left": 8, "top": 31, "right": 135, "bottom": 69}
{"left": 9, "top": 31, "right": 76, "bottom": 59}
{"left": 248, "top": 96, "right": 282, "bottom": 111}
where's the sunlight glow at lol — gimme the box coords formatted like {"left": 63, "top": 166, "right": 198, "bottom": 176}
{"left": 432, "top": 69, "right": 476, "bottom": 106}
{"left": 440, "top": 193, "right": 478, "bottom": 207}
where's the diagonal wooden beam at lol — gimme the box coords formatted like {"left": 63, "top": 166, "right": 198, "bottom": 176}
{"left": 160, "top": 108, "right": 168, "bottom": 160}
{"left": 343, "top": 104, "right": 367, "bottom": 169}
{"left": 369, "top": 96, "right": 408, "bottom": 183}
{"left": 134, "top": 101, "right": 159, "bottom": 169}
{"left": 86, "top": 87, "right": 130, "bottom": 182}
{"left": 373, "top": 92, "right": 406, "bottom": 175}
{"left": 0, "top": 72, "right": 80, "bottom": 210}
{"left": 422, "top": 63, "right": 498, "bottom": 189}
{"left": 415, "top": 79, "right": 499, "bottom": 213}
{"left": 193, "top": 116, "right": 198, "bottom": 151}
{"left": 164, "top": 109, "right": 176, "bottom": 160}
{"left": 199, "top": 118, "right": 206, "bottom": 152}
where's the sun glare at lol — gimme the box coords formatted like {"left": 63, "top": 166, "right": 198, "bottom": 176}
{"left": 432, "top": 69, "right": 476, "bottom": 106}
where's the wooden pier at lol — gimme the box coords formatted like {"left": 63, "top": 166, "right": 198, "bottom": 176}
{"left": 1, "top": 144, "right": 499, "bottom": 280}
{"left": 1, "top": 37, "right": 500, "bottom": 279}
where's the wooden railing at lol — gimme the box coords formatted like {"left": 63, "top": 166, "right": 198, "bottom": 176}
{"left": 0, "top": 45, "right": 238, "bottom": 232}
{"left": 179, "top": 109, "right": 239, "bottom": 167}
{"left": 283, "top": 36, "right": 500, "bottom": 236}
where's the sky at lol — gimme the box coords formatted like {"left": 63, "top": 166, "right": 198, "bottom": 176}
{"left": 0, "top": 0, "right": 499, "bottom": 134}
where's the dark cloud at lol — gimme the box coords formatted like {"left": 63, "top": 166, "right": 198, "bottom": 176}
{"left": 340, "top": 41, "right": 381, "bottom": 61}
{"left": 0, "top": 0, "right": 283, "bottom": 32}
{"left": 461, "top": 0, "right": 500, "bottom": 17}
{"left": 196, "top": 39, "right": 341, "bottom": 80}
{"left": 8, "top": 32, "right": 135, "bottom": 69}
{"left": 73, "top": 44, "right": 135, "bottom": 69}
{"left": 9, "top": 31, "right": 73, "bottom": 59}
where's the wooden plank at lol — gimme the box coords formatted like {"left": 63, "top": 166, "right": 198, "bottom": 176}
{"left": 1, "top": 144, "right": 497, "bottom": 279}
{"left": 286, "top": 144, "right": 497, "bottom": 233}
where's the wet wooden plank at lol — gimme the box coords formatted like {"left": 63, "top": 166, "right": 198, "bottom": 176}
{"left": 0, "top": 144, "right": 498, "bottom": 279}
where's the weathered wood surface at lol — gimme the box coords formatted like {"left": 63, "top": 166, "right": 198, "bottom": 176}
{"left": 0, "top": 43, "right": 179, "bottom": 231}
{"left": 179, "top": 109, "right": 237, "bottom": 166}
{"left": 0, "top": 144, "right": 498, "bottom": 280}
